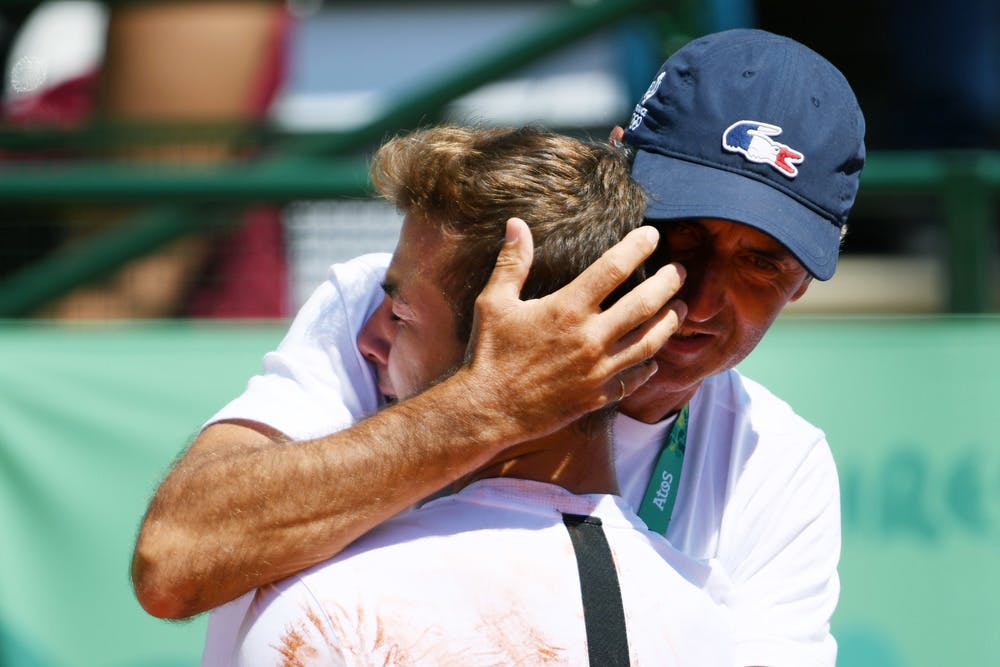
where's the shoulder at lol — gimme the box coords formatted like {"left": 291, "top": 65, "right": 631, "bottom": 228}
{"left": 695, "top": 368, "right": 828, "bottom": 458}
{"left": 273, "top": 252, "right": 389, "bottom": 344}
{"left": 680, "top": 369, "right": 839, "bottom": 548}
{"left": 277, "top": 251, "right": 387, "bottom": 316}
{"left": 692, "top": 369, "right": 837, "bottom": 510}
{"left": 287, "top": 252, "right": 390, "bottom": 325}
{"left": 204, "top": 253, "right": 391, "bottom": 439}
{"left": 325, "top": 252, "right": 392, "bottom": 291}
{"left": 300, "top": 252, "right": 391, "bottom": 326}
{"left": 701, "top": 369, "right": 819, "bottom": 427}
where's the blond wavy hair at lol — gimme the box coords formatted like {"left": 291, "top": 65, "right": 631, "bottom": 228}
{"left": 371, "top": 125, "right": 646, "bottom": 340}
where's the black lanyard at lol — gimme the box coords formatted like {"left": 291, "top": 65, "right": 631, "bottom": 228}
{"left": 563, "top": 513, "right": 630, "bottom": 666}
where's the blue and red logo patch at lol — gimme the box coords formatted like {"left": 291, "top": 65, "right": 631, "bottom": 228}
{"left": 722, "top": 121, "right": 804, "bottom": 178}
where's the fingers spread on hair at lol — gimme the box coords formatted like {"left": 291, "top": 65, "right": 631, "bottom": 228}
{"left": 477, "top": 218, "right": 535, "bottom": 308}
{"left": 567, "top": 226, "right": 659, "bottom": 306}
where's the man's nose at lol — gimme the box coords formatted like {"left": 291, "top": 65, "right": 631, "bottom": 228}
{"left": 357, "top": 296, "right": 394, "bottom": 366}
{"left": 680, "top": 256, "right": 726, "bottom": 323}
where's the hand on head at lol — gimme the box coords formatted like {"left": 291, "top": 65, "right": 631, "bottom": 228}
{"left": 463, "top": 217, "right": 686, "bottom": 440}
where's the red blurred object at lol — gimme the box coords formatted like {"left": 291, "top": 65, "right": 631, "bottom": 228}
{"left": 2, "top": 5, "right": 294, "bottom": 318}
{"left": 185, "top": 5, "right": 292, "bottom": 318}
{"left": 4, "top": 70, "right": 99, "bottom": 128}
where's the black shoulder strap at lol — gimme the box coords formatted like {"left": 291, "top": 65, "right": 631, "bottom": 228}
{"left": 563, "top": 513, "right": 630, "bottom": 666}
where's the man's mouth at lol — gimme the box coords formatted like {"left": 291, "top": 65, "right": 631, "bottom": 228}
{"left": 666, "top": 329, "right": 713, "bottom": 354}
{"left": 372, "top": 367, "right": 396, "bottom": 402}
{"left": 673, "top": 327, "right": 712, "bottom": 340}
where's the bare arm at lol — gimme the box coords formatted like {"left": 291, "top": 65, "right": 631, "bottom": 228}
{"left": 132, "top": 219, "right": 686, "bottom": 619}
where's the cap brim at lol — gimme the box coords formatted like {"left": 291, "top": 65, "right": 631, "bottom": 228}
{"left": 631, "top": 150, "right": 840, "bottom": 280}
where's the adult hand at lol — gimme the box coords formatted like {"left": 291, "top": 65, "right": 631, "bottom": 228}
{"left": 461, "top": 217, "right": 686, "bottom": 440}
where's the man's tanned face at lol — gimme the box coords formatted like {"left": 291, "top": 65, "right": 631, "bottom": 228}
{"left": 357, "top": 215, "right": 465, "bottom": 401}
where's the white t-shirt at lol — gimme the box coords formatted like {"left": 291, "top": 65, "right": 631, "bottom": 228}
{"left": 231, "top": 478, "right": 734, "bottom": 666}
{"left": 203, "top": 253, "right": 841, "bottom": 667}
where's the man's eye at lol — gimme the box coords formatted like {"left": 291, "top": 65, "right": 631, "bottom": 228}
{"left": 390, "top": 312, "right": 403, "bottom": 322}
{"left": 747, "top": 255, "right": 778, "bottom": 271}
{"left": 665, "top": 240, "right": 701, "bottom": 261}
{"left": 670, "top": 221, "right": 701, "bottom": 237}
{"left": 667, "top": 240, "right": 699, "bottom": 253}
{"left": 664, "top": 229, "right": 702, "bottom": 252}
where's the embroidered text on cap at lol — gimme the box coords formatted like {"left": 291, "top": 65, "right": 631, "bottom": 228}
{"left": 628, "top": 72, "right": 665, "bottom": 132}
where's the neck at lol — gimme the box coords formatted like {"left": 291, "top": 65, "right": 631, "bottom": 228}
{"left": 617, "top": 384, "right": 698, "bottom": 424}
{"left": 457, "top": 416, "right": 617, "bottom": 496}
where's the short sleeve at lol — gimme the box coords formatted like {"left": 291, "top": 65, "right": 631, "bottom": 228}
{"left": 206, "top": 253, "right": 390, "bottom": 441}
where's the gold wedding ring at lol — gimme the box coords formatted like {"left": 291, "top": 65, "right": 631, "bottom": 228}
{"left": 617, "top": 376, "right": 627, "bottom": 402}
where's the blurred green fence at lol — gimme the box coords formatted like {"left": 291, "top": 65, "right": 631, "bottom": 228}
{"left": 0, "top": 0, "right": 997, "bottom": 315}
{"left": 1, "top": 316, "right": 997, "bottom": 667}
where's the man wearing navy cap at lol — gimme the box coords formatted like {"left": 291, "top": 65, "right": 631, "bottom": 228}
{"left": 607, "top": 28, "right": 864, "bottom": 665}
{"left": 134, "top": 28, "right": 863, "bottom": 667}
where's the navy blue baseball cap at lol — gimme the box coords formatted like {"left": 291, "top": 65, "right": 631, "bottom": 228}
{"left": 623, "top": 29, "right": 866, "bottom": 280}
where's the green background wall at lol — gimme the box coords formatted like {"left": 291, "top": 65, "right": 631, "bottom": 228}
{"left": 1, "top": 317, "right": 997, "bottom": 666}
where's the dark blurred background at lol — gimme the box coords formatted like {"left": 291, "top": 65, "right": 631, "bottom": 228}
{"left": 0, "top": 0, "right": 996, "bottom": 319}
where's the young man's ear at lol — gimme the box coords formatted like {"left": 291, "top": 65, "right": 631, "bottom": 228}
{"left": 608, "top": 125, "right": 625, "bottom": 147}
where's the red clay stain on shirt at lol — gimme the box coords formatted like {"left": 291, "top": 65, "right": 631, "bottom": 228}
{"left": 305, "top": 605, "right": 332, "bottom": 646}
{"left": 272, "top": 627, "right": 319, "bottom": 667}
{"left": 478, "top": 606, "right": 569, "bottom": 665}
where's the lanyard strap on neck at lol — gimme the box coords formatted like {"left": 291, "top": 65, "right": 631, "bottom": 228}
{"left": 563, "top": 513, "right": 630, "bottom": 667}
{"left": 636, "top": 403, "right": 689, "bottom": 535}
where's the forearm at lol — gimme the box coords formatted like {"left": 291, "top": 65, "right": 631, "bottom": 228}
{"left": 132, "top": 370, "right": 515, "bottom": 619}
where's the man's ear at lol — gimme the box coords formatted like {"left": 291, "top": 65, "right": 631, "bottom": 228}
{"left": 609, "top": 125, "right": 625, "bottom": 146}
{"left": 790, "top": 276, "right": 813, "bottom": 302}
